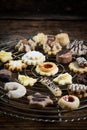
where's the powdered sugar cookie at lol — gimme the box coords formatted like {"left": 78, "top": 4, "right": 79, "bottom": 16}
{"left": 22, "top": 51, "right": 45, "bottom": 66}
{"left": 53, "top": 73, "right": 72, "bottom": 85}
{"left": 0, "top": 50, "right": 13, "bottom": 63}
{"left": 18, "top": 74, "right": 37, "bottom": 86}
{"left": 5, "top": 60, "right": 26, "bottom": 71}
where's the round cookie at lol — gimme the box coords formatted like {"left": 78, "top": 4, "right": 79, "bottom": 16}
{"left": 58, "top": 95, "right": 80, "bottom": 110}
{"left": 69, "top": 62, "right": 87, "bottom": 73}
{"left": 36, "top": 62, "right": 58, "bottom": 76}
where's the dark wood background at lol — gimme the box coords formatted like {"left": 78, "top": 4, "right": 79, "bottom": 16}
{"left": 0, "top": 0, "right": 87, "bottom": 130}
{"left": 0, "top": 0, "right": 87, "bottom": 20}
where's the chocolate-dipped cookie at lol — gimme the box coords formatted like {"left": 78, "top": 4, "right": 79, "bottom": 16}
{"left": 56, "top": 49, "right": 72, "bottom": 64}
{"left": 68, "top": 84, "right": 87, "bottom": 98}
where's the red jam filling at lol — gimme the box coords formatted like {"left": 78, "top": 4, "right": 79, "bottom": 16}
{"left": 64, "top": 96, "right": 74, "bottom": 102}
{"left": 44, "top": 64, "right": 53, "bottom": 69}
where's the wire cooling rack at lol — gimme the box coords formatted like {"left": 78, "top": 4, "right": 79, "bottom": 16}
{"left": 0, "top": 40, "right": 87, "bottom": 122}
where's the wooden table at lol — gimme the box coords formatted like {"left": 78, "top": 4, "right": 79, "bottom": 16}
{"left": 0, "top": 20, "right": 87, "bottom": 130}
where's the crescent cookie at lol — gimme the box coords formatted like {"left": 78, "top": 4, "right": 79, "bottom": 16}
{"left": 0, "top": 50, "right": 13, "bottom": 63}
{"left": 36, "top": 62, "right": 58, "bottom": 76}
{"left": 5, "top": 60, "right": 26, "bottom": 71}
{"left": 69, "top": 61, "right": 87, "bottom": 73}
{"left": 18, "top": 74, "right": 37, "bottom": 87}
{"left": 22, "top": 51, "right": 45, "bottom": 66}
{"left": 4, "top": 82, "right": 26, "bottom": 99}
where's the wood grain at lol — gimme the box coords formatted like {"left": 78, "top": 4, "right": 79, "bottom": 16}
{"left": 0, "top": 20, "right": 87, "bottom": 42}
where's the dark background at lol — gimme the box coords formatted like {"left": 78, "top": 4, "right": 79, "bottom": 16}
{"left": 0, "top": 0, "right": 87, "bottom": 20}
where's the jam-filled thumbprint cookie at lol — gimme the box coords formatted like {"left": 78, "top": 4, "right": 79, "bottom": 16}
{"left": 58, "top": 95, "right": 80, "bottom": 110}
{"left": 36, "top": 62, "right": 58, "bottom": 76}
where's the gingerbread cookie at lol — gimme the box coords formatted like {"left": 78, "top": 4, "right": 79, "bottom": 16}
{"left": 27, "top": 92, "right": 53, "bottom": 108}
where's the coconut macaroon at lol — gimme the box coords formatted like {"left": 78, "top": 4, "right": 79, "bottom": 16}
{"left": 22, "top": 51, "right": 45, "bottom": 66}
{"left": 36, "top": 62, "right": 58, "bottom": 76}
{"left": 0, "top": 50, "right": 13, "bottom": 63}
{"left": 53, "top": 73, "right": 72, "bottom": 85}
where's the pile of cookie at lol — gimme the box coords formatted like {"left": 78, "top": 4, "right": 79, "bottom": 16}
{"left": 0, "top": 33, "right": 87, "bottom": 111}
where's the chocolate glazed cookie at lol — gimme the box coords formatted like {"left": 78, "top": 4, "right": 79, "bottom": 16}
{"left": 68, "top": 84, "right": 87, "bottom": 98}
